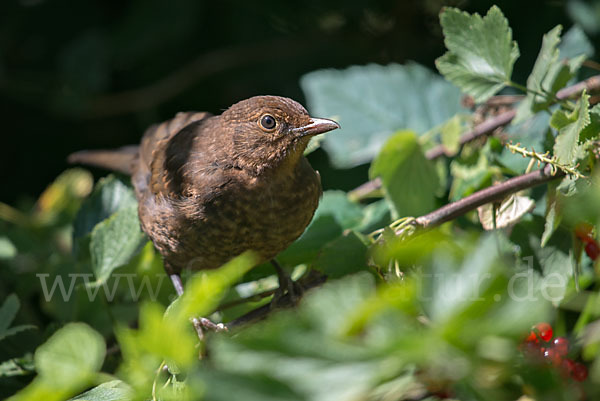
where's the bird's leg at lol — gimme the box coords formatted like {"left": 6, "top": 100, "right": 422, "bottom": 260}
{"left": 169, "top": 273, "right": 226, "bottom": 341}
{"left": 270, "top": 259, "right": 304, "bottom": 307}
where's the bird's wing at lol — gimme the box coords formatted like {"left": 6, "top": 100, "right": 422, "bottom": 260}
{"left": 132, "top": 111, "right": 211, "bottom": 196}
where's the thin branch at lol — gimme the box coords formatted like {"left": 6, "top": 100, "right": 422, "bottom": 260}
{"left": 412, "top": 164, "right": 564, "bottom": 230}
{"left": 349, "top": 74, "right": 600, "bottom": 200}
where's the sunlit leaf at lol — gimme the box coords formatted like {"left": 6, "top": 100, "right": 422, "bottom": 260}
{"left": 301, "top": 62, "right": 465, "bottom": 168}
{"left": 436, "top": 6, "right": 519, "bottom": 103}
{"left": 370, "top": 131, "right": 440, "bottom": 218}
{"left": 552, "top": 91, "right": 590, "bottom": 165}
{"left": 69, "top": 380, "right": 133, "bottom": 401}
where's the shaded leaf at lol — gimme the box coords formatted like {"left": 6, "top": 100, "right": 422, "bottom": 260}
{"left": 73, "top": 175, "right": 137, "bottom": 242}
{"left": 436, "top": 6, "right": 519, "bottom": 103}
{"left": 89, "top": 204, "right": 147, "bottom": 285}
{"left": 0, "top": 294, "right": 35, "bottom": 341}
{"left": 301, "top": 62, "right": 465, "bottom": 168}
{"left": 370, "top": 131, "right": 440, "bottom": 217}
{"left": 312, "top": 231, "right": 369, "bottom": 279}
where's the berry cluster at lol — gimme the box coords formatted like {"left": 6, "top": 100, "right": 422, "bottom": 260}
{"left": 575, "top": 223, "right": 599, "bottom": 261}
{"left": 522, "top": 322, "right": 588, "bottom": 382}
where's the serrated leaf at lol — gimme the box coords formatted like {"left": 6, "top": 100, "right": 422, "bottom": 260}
{"left": 370, "top": 131, "right": 440, "bottom": 218}
{"left": 301, "top": 62, "right": 466, "bottom": 168}
{"left": 553, "top": 92, "right": 591, "bottom": 165}
{"left": 435, "top": 6, "right": 519, "bottom": 103}
{"left": 69, "top": 380, "right": 133, "bottom": 401}
{"left": 90, "top": 204, "right": 147, "bottom": 285}
{"left": 515, "top": 25, "right": 590, "bottom": 123}
{"left": 514, "top": 26, "right": 562, "bottom": 122}
{"left": 35, "top": 323, "right": 105, "bottom": 386}
{"left": 580, "top": 103, "right": 600, "bottom": 142}
{"left": 477, "top": 194, "right": 535, "bottom": 230}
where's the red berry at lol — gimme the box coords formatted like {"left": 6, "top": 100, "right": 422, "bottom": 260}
{"left": 552, "top": 337, "right": 569, "bottom": 356}
{"left": 535, "top": 322, "right": 553, "bottom": 342}
{"left": 525, "top": 331, "right": 538, "bottom": 343}
{"left": 585, "top": 241, "right": 600, "bottom": 261}
{"left": 561, "top": 358, "right": 575, "bottom": 377}
{"left": 575, "top": 223, "right": 595, "bottom": 243}
{"left": 571, "top": 362, "right": 588, "bottom": 382}
{"left": 543, "top": 347, "right": 562, "bottom": 366}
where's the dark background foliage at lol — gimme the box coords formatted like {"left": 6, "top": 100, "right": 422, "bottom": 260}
{"left": 0, "top": 0, "right": 578, "bottom": 204}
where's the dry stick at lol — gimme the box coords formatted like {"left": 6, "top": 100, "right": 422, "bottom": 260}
{"left": 349, "top": 74, "right": 600, "bottom": 200}
{"left": 413, "top": 164, "right": 565, "bottom": 231}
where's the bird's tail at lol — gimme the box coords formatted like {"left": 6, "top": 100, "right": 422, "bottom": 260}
{"left": 68, "top": 145, "right": 139, "bottom": 175}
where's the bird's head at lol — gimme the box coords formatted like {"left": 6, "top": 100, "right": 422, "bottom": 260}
{"left": 221, "top": 96, "right": 339, "bottom": 174}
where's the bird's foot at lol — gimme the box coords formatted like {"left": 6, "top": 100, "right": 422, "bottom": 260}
{"left": 191, "top": 317, "right": 227, "bottom": 341}
{"left": 270, "top": 260, "right": 304, "bottom": 309}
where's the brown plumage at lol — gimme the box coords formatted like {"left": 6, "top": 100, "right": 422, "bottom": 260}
{"left": 69, "top": 96, "right": 339, "bottom": 286}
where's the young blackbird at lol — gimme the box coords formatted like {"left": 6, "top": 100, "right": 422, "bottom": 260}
{"left": 69, "top": 96, "right": 339, "bottom": 328}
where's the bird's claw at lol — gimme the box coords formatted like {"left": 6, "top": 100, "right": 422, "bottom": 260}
{"left": 191, "top": 317, "right": 227, "bottom": 341}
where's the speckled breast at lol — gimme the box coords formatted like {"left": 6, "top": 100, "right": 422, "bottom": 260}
{"left": 163, "top": 157, "right": 321, "bottom": 271}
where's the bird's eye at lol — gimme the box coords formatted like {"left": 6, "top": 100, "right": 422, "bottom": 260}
{"left": 259, "top": 114, "right": 277, "bottom": 131}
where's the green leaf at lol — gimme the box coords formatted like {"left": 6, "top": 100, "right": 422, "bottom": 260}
{"left": 436, "top": 6, "right": 519, "bottom": 103}
{"left": 440, "top": 114, "right": 463, "bottom": 156}
{"left": 117, "top": 302, "right": 197, "bottom": 394}
{"left": 73, "top": 175, "right": 137, "bottom": 242}
{"left": 0, "top": 294, "right": 35, "bottom": 341}
{"left": 312, "top": 231, "right": 369, "bottom": 279}
{"left": 552, "top": 91, "right": 591, "bottom": 165}
{"left": 35, "top": 168, "right": 94, "bottom": 223}
{"left": 514, "top": 25, "right": 589, "bottom": 123}
{"left": 580, "top": 103, "right": 600, "bottom": 142}
{"left": 541, "top": 182, "right": 561, "bottom": 247}
{"left": 89, "top": 204, "right": 147, "bottom": 285}
{"left": 0, "top": 294, "right": 19, "bottom": 335}
{"left": 69, "top": 380, "right": 133, "bottom": 401}
{"left": 310, "top": 190, "right": 364, "bottom": 230}
{"left": 279, "top": 191, "right": 364, "bottom": 266}
{"left": 35, "top": 323, "right": 106, "bottom": 387}
{"left": 0, "top": 236, "right": 17, "bottom": 259}
{"left": 560, "top": 24, "right": 594, "bottom": 60}
{"left": 370, "top": 131, "right": 440, "bottom": 218}
{"left": 301, "top": 62, "right": 466, "bottom": 168}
